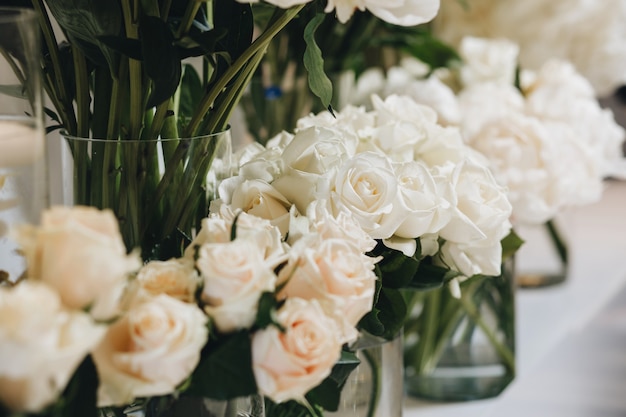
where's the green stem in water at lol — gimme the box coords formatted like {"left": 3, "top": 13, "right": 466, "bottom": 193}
{"left": 363, "top": 349, "right": 380, "bottom": 417}
{"left": 458, "top": 290, "right": 516, "bottom": 375}
{"left": 546, "top": 218, "right": 568, "bottom": 267}
{"left": 31, "top": 0, "right": 77, "bottom": 133}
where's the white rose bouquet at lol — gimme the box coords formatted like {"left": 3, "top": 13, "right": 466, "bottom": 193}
{"left": 0, "top": 202, "right": 382, "bottom": 417}
{"left": 212, "top": 92, "right": 521, "bottom": 349}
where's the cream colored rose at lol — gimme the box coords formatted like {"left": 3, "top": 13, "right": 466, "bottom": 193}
{"left": 229, "top": 179, "right": 292, "bottom": 236}
{"left": 14, "top": 206, "right": 140, "bottom": 320}
{"left": 323, "top": 152, "right": 404, "bottom": 240}
{"left": 0, "top": 282, "right": 105, "bottom": 412}
{"left": 92, "top": 294, "right": 208, "bottom": 406}
{"left": 278, "top": 236, "right": 377, "bottom": 328}
{"left": 127, "top": 259, "right": 201, "bottom": 305}
{"left": 251, "top": 298, "right": 343, "bottom": 403}
{"left": 190, "top": 208, "right": 286, "bottom": 266}
{"left": 196, "top": 238, "right": 276, "bottom": 333}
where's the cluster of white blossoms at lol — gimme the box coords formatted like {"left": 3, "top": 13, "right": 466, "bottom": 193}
{"left": 341, "top": 37, "right": 626, "bottom": 226}
{"left": 214, "top": 93, "right": 513, "bottom": 281}
{"left": 431, "top": 0, "right": 626, "bottom": 97}
{"left": 237, "top": 0, "right": 440, "bottom": 26}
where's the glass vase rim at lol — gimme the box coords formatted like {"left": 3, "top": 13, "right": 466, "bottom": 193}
{"left": 59, "top": 129, "right": 230, "bottom": 143}
{"left": 0, "top": 7, "right": 37, "bottom": 23}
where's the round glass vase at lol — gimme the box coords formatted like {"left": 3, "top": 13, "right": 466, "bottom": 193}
{"left": 327, "top": 332, "right": 404, "bottom": 417}
{"left": 403, "top": 258, "right": 516, "bottom": 401}
{"left": 0, "top": 7, "right": 47, "bottom": 284}
{"left": 54, "top": 131, "right": 232, "bottom": 260}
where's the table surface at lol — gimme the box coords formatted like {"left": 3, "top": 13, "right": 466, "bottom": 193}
{"left": 404, "top": 179, "right": 626, "bottom": 417}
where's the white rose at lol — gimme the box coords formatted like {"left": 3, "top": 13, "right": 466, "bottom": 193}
{"left": 323, "top": 152, "right": 405, "bottom": 240}
{"left": 388, "top": 75, "right": 461, "bottom": 126}
{"left": 127, "top": 259, "right": 200, "bottom": 304}
{"left": 339, "top": 68, "right": 386, "bottom": 109}
{"left": 325, "top": 0, "right": 440, "bottom": 26}
{"left": 196, "top": 239, "right": 276, "bottom": 333}
{"left": 524, "top": 60, "right": 626, "bottom": 180}
{"left": 278, "top": 236, "right": 377, "bottom": 329}
{"left": 272, "top": 126, "right": 355, "bottom": 213}
{"left": 457, "top": 82, "right": 525, "bottom": 140}
{"left": 368, "top": 101, "right": 433, "bottom": 163}
{"left": 437, "top": 159, "right": 513, "bottom": 276}
{"left": 0, "top": 282, "right": 105, "bottom": 412}
{"left": 459, "top": 36, "right": 520, "bottom": 87}
{"left": 14, "top": 206, "right": 140, "bottom": 320}
{"left": 297, "top": 105, "right": 374, "bottom": 141}
{"left": 251, "top": 298, "right": 344, "bottom": 403}
{"left": 229, "top": 179, "right": 292, "bottom": 236}
{"left": 92, "top": 294, "right": 208, "bottom": 406}
{"left": 307, "top": 200, "right": 377, "bottom": 253}
{"left": 392, "top": 160, "right": 452, "bottom": 239}
{"left": 468, "top": 113, "right": 602, "bottom": 224}
{"left": 414, "top": 124, "right": 469, "bottom": 168}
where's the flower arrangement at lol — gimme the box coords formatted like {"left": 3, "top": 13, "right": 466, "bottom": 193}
{"left": 4, "top": 0, "right": 441, "bottom": 262}
{"left": 216, "top": 92, "right": 519, "bottom": 331}
{"left": 335, "top": 34, "right": 626, "bottom": 392}
{"left": 0, "top": 202, "right": 378, "bottom": 416}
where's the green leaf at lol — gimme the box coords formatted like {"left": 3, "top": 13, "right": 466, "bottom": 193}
{"left": 179, "top": 64, "right": 203, "bottom": 121}
{"left": 408, "top": 262, "right": 458, "bottom": 291}
{"left": 45, "top": 0, "right": 123, "bottom": 72}
{"left": 254, "top": 291, "right": 284, "bottom": 330}
{"left": 303, "top": 13, "right": 333, "bottom": 109}
{"left": 397, "top": 30, "right": 460, "bottom": 70}
{"left": 501, "top": 229, "right": 524, "bottom": 260}
{"left": 51, "top": 355, "right": 99, "bottom": 417}
{"left": 213, "top": 0, "right": 253, "bottom": 80}
{"left": 97, "top": 36, "right": 143, "bottom": 60}
{"left": 177, "top": 28, "right": 228, "bottom": 59}
{"left": 375, "top": 247, "right": 420, "bottom": 289}
{"left": 359, "top": 287, "right": 407, "bottom": 340}
{"left": 186, "top": 331, "right": 257, "bottom": 400}
{"left": 139, "top": 14, "right": 182, "bottom": 108}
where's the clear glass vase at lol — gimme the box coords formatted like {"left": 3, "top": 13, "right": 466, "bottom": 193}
{"left": 403, "top": 259, "right": 516, "bottom": 401}
{"left": 0, "top": 7, "right": 46, "bottom": 284}
{"left": 100, "top": 395, "right": 264, "bottom": 417}
{"left": 327, "top": 332, "right": 403, "bottom": 417}
{"left": 54, "top": 132, "right": 232, "bottom": 260}
{"left": 515, "top": 219, "right": 568, "bottom": 288}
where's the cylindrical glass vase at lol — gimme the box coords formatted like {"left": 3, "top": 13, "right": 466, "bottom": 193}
{"left": 0, "top": 7, "right": 46, "bottom": 284}
{"left": 515, "top": 219, "right": 568, "bottom": 288}
{"left": 403, "top": 259, "right": 516, "bottom": 401}
{"left": 328, "top": 332, "right": 403, "bottom": 417}
{"left": 55, "top": 132, "right": 232, "bottom": 260}
{"left": 102, "top": 395, "right": 265, "bottom": 417}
